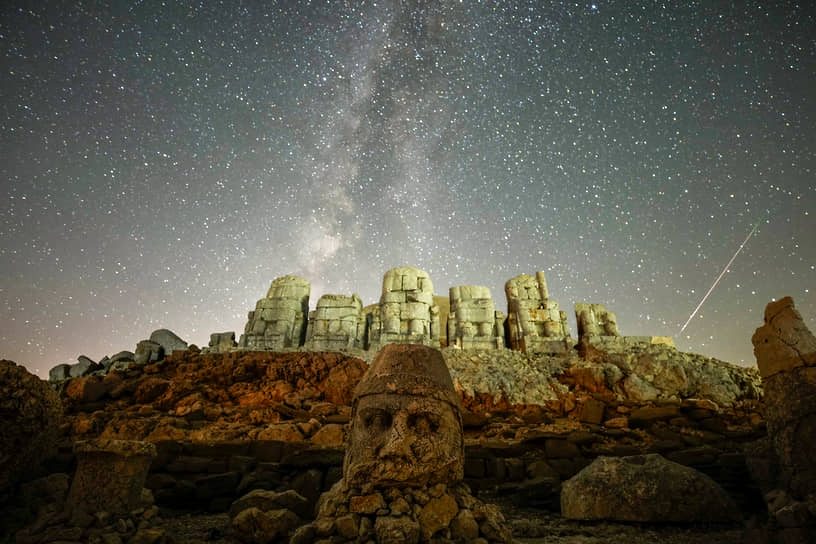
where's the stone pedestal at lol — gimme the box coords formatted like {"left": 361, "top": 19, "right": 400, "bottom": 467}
{"left": 67, "top": 439, "right": 157, "bottom": 515}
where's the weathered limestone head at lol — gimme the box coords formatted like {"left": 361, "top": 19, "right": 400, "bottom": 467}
{"left": 343, "top": 344, "right": 464, "bottom": 488}
{"left": 752, "top": 296, "right": 816, "bottom": 378}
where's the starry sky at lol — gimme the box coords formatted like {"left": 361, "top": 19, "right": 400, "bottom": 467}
{"left": 2, "top": 1, "right": 814, "bottom": 378}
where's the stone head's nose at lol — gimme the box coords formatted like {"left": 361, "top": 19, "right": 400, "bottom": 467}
{"left": 378, "top": 412, "right": 413, "bottom": 459}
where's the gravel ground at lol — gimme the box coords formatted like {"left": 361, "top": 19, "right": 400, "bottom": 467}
{"left": 157, "top": 501, "right": 745, "bottom": 544}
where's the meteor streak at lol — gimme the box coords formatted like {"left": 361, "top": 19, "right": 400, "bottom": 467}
{"left": 679, "top": 217, "right": 765, "bottom": 334}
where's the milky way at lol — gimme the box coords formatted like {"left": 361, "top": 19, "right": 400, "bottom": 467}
{"left": 2, "top": 1, "right": 813, "bottom": 377}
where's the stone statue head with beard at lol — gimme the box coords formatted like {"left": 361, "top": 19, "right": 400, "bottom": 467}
{"left": 343, "top": 343, "right": 464, "bottom": 489}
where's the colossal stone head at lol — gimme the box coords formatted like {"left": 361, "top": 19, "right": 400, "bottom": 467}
{"left": 343, "top": 344, "right": 464, "bottom": 488}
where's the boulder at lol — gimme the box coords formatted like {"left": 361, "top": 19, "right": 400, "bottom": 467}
{"left": 750, "top": 297, "right": 816, "bottom": 538}
{"left": 67, "top": 439, "right": 157, "bottom": 516}
{"left": 229, "top": 489, "right": 310, "bottom": 519}
{"left": 208, "top": 331, "right": 237, "bottom": 353}
{"left": 49, "top": 363, "right": 71, "bottom": 382}
{"left": 231, "top": 507, "right": 300, "bottom": 544}
{"left": 560, "top": 454, "right": 741, "bottom": 522}
{"left": 71, "top": 355, "right": 99, "bottom": 377}
{"left": 0, "top": 360, "right": 63, "bottom": 492}
{"left": 149, "top": 329, "right": 188, "bottom": 354}
{"left": 752, "top": 296, "right": 816, "bottom": 379}
{"left": 134, "top": 340, "right": 163, "bottom": 366}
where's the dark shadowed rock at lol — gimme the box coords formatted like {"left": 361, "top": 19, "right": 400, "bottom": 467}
{"left": 560, "top": 454, "right": 741, "bottom": 522}
{"left": 0, "top": 360, "right": 63, "bottom": 492}
{"left": 49, "top": 363, "right": 71, "bottom": 382}
{"left": 70, "top": 355, "right": 99, "bottom": 377}
{"left": 67, "top": 439, "right": 157, "bottom": 516}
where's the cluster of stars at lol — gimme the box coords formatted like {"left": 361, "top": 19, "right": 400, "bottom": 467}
{"left": 1, "top": 1, "right": 813, "bottom": 376}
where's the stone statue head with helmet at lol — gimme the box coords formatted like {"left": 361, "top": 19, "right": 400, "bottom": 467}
{"left": 343, "top": 343, "right": 464, "bottom": 488}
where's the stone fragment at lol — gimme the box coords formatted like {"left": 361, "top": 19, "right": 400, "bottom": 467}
{"left": 349, "top": 493, "right": 386, "bottom": 514}
{"left": 448, "top": 285, "right": 505, "bottom": 350}
{"left": 64, "top": 376, "right": 108, "bottom": 403}
{"left": 149, "top": 329, "right": 188, "bottom": 354}
{"left": 751, "top": 296, "right": 816, "bottom": 537}
{"left": 304, "top": 293, "right": 366, "bottom": 351}
{"left": 231, "top": 507, "right": 300, "bottom": 544}
{"left": 752, "top": 296, "right": 816, "bottom": 379}
{"left": 367, "top": 267, "right": 440, "bottom": 351}
{"left": 0, "top": 360, "right": 62, "bottom": 492}
{"left": 418, "top": 493, "right": 458, "bottom": 539}
{"left": 505, "top": 271, "right": 571, "bottom": 353}
{"left": 134, "top": 340, "right": 163, "bottom": 366}
{"left": 229, "top": 488, "right": 310, "bottom": 519}
{"left": 560, "top": 454, "right": 741, "bottom": 522}
{"left": 239, "top": 275, "right": 310, "bottom": 350}
{"left": 67, "top": 439, "right": 157, "bottom": 516}
{"left": 49, "top": 363, "right": 72, "bottom": 382}
{"left": 575, "top": 303, "right": 619, "bottom": 338}
{"left": 207, "top": 331, "right": 237, "bottom": 353}
{"left": 375, "top": 515, "right": 421, "bottom": 544}
{"left": 71, "top": 355, "right": 99, "bottom": 378}
{"left": 450, "top": 508, "right": 479, "bottom": 540}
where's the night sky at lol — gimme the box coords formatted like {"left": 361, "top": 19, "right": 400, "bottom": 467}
{"left": 2, "top": 1, "right": 814, "bottom": 378}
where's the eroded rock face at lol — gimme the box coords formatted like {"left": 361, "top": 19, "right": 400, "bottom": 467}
{"left": 67, "top": 439, "right": 157, "bottom": 516}
{"left": 300, "top": 344, "right": 512, "bottom": 543}
{"left": 447, "top": 286, "right": 505, "bottom": 350}
{"left": 505, "top": 271, "right": 571, "bottom": 354}
{"left": 749, "top": 297, "right": 816, "bottom": 540}
{"left": 367, "top": 267, "right": 441, "bottom": 351}
{"left": 560, "top": 454, "right": 741, "bottom": 522}
{"left": 239, "top": 275, "right": 311, "bottom": 350}
{"left": 752, "top": 296, "right": 816, "bottom": 379}
{"left": 0, "top": 360, "right": 63, "bottom": 493}
{"left": 575, "top": 303, "right": 619, "bottom": 338}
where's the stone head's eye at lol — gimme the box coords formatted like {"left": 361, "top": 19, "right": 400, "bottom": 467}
{"left": 408, "top": 414, "right": 439, "bottom": 434}
{"left": 365, "top": 411, "right": 391, "bottom": 430}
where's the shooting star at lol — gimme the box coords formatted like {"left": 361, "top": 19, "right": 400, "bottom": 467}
{"left": 679, "top": 216, "right": 765, "bottom": 334}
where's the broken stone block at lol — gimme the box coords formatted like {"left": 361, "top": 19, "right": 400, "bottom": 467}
{"left": 134, "top": 340, "right": 163, "bottom": 366}
{"left": 149, "top": 328, "right": 188, "bottom": 354}
{"left": 367, "top": 267, "right": 440, "bottom": 351}
{"left": 304, "top": 294, "right": 365, "bottom": 351}
{"left": 67, "top": 439, "right": 156, "bottom": 516}
{"left": 206, "top": 332, "right": 237, "bottom": 353}
{"left": 575, "top": 303, "right": 620, "bottom": 338}
{"left": 238, "top": 275, "right": 310, "bottom": 350}
{"left": 448, "top": 285, "right": 505, "bottom": 350}
{"left": 505, "top": 271, "right": 571, "bottom": 354}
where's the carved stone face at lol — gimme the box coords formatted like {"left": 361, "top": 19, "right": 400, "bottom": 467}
{"left": 342, "top": 344, "right": 464, "bottom": 488}
{"left": 344, "top": 393, "right": 463, "bottom": 488}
